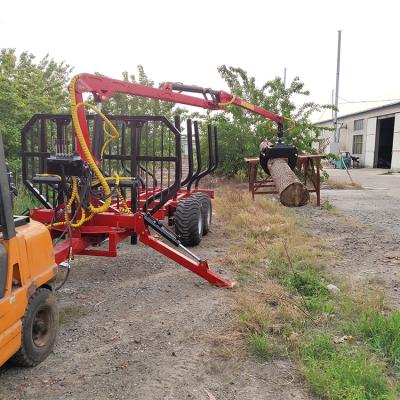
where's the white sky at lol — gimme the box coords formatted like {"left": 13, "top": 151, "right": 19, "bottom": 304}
{"left": 1, "top": 0, "right": 399, "bottom": 121}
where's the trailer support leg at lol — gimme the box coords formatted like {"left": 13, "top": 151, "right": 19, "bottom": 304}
{"left": 139, "top": 229, "right": 234, "bottom": 288}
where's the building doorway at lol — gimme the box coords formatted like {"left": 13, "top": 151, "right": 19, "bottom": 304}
{"left": 376, "top": 117, "right": 394, "bottom": 168}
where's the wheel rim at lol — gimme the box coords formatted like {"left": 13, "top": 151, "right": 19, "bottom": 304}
{"left": 32, "top": 306, "right": 52, "bottom": 348}
{"left": 198, "top": 213, "right": 202, "bottom": 236}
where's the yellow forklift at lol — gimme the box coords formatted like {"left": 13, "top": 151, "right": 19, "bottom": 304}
{"left": 0, "top": 132, "right": 58, "bottom": 367}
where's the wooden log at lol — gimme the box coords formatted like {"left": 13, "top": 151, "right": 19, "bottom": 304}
{"left": 267, "top": 158, "right": 309, "bottom": 207}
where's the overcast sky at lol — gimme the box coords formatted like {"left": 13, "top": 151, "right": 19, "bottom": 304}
{"left": 1, "top": 0, "right": 399, "bottom": 121}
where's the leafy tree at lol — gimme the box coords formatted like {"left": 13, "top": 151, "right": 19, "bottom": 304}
{"left": 202, "top": 66, "right": 333, "bottom": 176}
{"left": 0, "top": 48, "right": 72, "bottom": 164}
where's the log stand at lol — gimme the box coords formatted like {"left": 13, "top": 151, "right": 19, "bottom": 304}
{"left": 245, "top": 154, "right": 324, "bottom": 206}
{"left": 244, "top": 157, "right": 277, "bottom": 200}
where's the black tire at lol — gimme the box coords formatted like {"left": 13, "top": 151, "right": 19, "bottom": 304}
{"left": 175, "top": 197, "right": 203, "bottom": 246}
{"left": 11, "top": 288, "right": 58, "bottom": 367}
{"left": 192, "top": 192, "right": 212, "bottom": 235}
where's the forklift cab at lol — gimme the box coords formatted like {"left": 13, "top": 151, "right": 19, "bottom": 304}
{"left": 0, "top": 132, "right": 59, "bottom": 368}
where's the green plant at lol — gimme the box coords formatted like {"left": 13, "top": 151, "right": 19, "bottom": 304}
{"left": 286, "top": 269, "right": 328, "bottom": 298}
{"left": 321, "top": 200, "right": 334, "bottom": 211}
{"left": 249, "top": 333, "right": 276, "bottom": 360}
{"left": 301, "top": 336, "right": 395, "bottom": 400}
{"left": 13, "top": 184, "right": 39, "bottom": 214}
{"left": 352, "top": 311, "right": 400, "bottom": 369}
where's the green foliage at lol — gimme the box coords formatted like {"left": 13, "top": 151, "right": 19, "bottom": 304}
{"left": 203, "top": 66, "right": 333, "bottom": 176}
{"left": 0, "top": 48, "right": 72, "bottom": 163}
{"left": 301, "top": 335, "right": 395, "bottom": 400}
{"left": 352, "top": 312, "right": 400, "bottom": 369}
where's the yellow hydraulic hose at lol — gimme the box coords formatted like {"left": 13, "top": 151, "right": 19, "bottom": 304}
{"left": 50, "top": 76, "right": 131, "bottom": 228}
{"left": 69, "top": 76, "right": 114, "bottom": 215}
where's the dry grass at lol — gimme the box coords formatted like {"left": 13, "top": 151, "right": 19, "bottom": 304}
{"left": 323, "top": 179, "right": 363, "bottom": 190}
{"left": 59, "top": 303, "right": 87, "bottom": 325}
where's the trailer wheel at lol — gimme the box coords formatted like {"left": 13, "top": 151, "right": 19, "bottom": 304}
{"left": 192, "top": 192, "right": 212, "bottom": 235}
{"left": 11, "top": 288, "right": 58, "bottom": 367}
{"left": 175, "top": 197, "right": 203, "bottom": 246}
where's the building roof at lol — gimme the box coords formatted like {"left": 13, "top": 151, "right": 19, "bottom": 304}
{"left": 316, "top": 101, "right": 400, "bottom": 125}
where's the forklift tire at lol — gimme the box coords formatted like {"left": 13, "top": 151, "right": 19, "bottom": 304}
{"left": 191, "top": 192, "right": 212, "bottom": 235}
{"left": 11, "top": 288, "right": 58, "bottom": 367}
{"left": 175, "top": 197, "right": 203, "bottom": 246}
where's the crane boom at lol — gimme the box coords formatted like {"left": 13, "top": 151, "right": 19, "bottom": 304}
{"left": 71, "top": 73, "right": 285, "bottom": 156}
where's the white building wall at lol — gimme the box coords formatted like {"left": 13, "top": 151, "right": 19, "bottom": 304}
{"left": 364, "top": 118, "right": 377, "bottom": 167}
{"left": 391, "top": 113, "right": 400, "bottom": 171}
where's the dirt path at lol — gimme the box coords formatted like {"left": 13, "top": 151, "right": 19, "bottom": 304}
{"left": 0, "top": 217, "right": 312, "bottom": 400}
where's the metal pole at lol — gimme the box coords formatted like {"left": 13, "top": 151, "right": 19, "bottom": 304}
{"left": 283, "top": 67, "right": 287, "bottom": 87}
{"left": 334, "top": 30, "right": 342, "bottom": 144}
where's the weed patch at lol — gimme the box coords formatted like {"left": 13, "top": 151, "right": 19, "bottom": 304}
{"left": 302, "top": 335, "right": 395, "bottom": 400}
{"left": 249, "top": 333, "right": 279, "bottom": 360}
{"left": 352, "top": 311, "right": 400, "bottom": 369}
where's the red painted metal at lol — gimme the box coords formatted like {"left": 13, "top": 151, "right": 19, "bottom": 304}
{"left": 135, "top": 214, "right": 233, "bottom": 288}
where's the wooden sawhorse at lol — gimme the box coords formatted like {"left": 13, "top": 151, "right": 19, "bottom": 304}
{"left": 244, "top": 154, "right": 325, "bottom": 206}
{"left": 244, "top": 157, "right": 277, "bottom": 200}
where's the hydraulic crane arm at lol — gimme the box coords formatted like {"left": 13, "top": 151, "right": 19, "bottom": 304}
{"left": 71, "top": 73, "right": 285, "bottom": 155}
{"left": 73, "top": 73, "right": 284, "bottom": 124}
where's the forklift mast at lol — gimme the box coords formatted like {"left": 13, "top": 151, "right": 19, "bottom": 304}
{"left": 0, "top": 132, "right": 16, "bottom": 241}
{"left": 0, "top": 132, "right": 14, "bottom": 299}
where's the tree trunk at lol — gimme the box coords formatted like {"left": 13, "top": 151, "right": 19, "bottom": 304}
{"left": 267, "top": 158, "right": 309, "bottom": 207}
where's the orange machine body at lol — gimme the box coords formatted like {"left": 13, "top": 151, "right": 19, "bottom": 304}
{"left": 0, "top": 220, "right": 57, "bottom": 366}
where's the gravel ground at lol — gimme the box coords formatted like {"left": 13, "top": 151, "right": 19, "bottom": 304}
{"left": 0, "top": 216, "right": 312, "bottom": 400}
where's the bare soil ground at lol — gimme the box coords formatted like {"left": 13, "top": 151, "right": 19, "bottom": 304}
{"left": 0, "top": 216, "right": 312, "bottom": 400}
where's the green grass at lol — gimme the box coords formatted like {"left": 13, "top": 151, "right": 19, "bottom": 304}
{"left": 302, "top": 335, "right": 395, "bottom": 400}
{"left": 249, "top": 333, "right": 277, "bottom": 360}
{"left": 352, "top": 312, "right": 400, "bottom": 369}
{"left": 286, "top": 269, "right": 328, "bottom": 297}
{"left": 13, "top": 184, "right": 39, "bottom": 214}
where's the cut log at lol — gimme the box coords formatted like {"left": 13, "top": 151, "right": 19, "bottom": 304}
{"left": 267, "top": 158, "right": 309, "bottom": 207}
